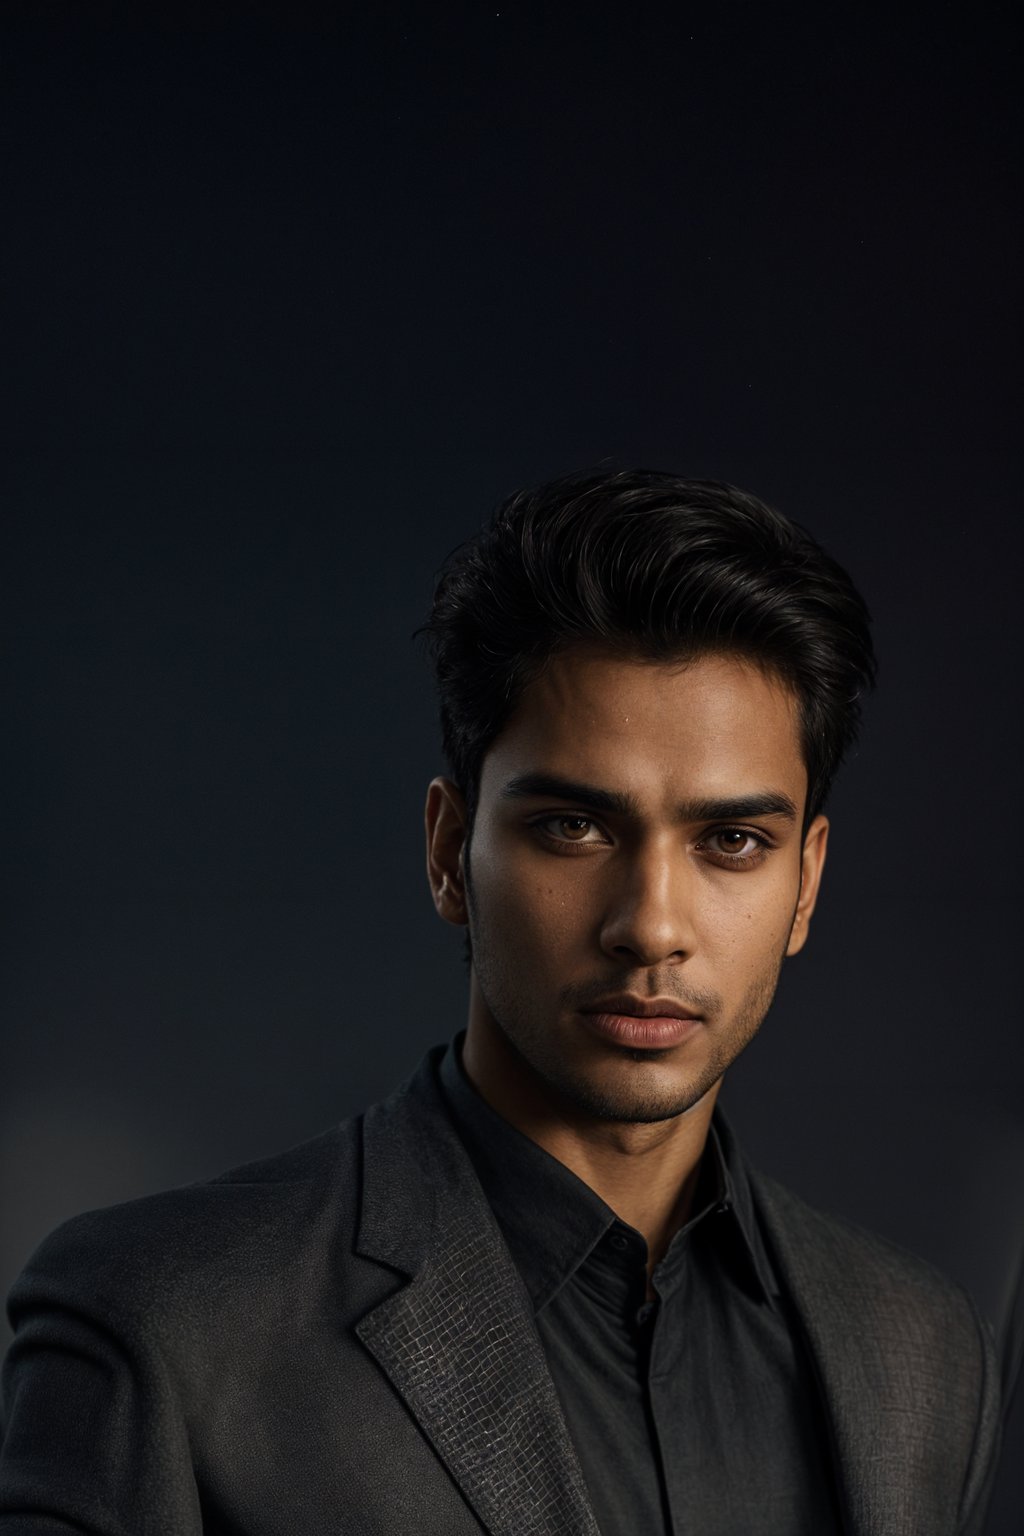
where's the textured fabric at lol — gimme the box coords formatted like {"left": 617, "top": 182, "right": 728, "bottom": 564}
{"left": 356, "top": 1205, "right": 599, "bottom": 1536}
{"left": 0, "top": 1044, "right": 1002, "bottom": 1535}
{"left": 439, "top": 1043, "right": 842, "bottom": 1535}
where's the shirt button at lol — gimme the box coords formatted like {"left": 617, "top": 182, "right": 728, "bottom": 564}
{"left": 636, "top": 1302, "right": 656, "bottom": 1326}
{"left": 609, "top": 1233, "right": 629, "bottom": 1252}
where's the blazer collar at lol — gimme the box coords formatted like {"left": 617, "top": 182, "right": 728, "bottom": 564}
{"left": 354, "top": 1045, "right": 601, "bottom": 1536}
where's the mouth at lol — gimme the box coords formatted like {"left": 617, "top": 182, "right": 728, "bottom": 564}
{"left": 577, "top": 995, "right": 704, "bottom": 1050}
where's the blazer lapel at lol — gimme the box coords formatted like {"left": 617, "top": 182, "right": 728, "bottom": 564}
{"left": 354, "top": 1057, "right": 601, "bottom": 1536}
{"left": 752, "top": 1171, "right": 973, "bottom": 1536}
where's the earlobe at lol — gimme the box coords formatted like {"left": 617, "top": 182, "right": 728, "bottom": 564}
{"left": 425, "top": 777, "right": 469, "bottom": 926}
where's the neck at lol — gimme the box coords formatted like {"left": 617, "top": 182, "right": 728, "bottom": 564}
{"left": 461, "top": 1011, "right": 719, "bottom": 1273}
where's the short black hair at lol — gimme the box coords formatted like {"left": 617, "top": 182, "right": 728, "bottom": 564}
{"left": 423, "top": 467, "right": 876, "bottom": 828}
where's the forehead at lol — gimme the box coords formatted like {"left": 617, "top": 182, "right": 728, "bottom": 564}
{"left": 479, "top": 648, "right": 807, "bottom": 810}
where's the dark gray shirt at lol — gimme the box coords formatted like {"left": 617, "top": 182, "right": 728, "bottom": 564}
{"left": 440, "top": 1041, "right": 843, "bottom": 1536}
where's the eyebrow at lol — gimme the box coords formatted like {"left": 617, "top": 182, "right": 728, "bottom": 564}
{"left": 499, "top": 773, "right": 799, "bottom": 824}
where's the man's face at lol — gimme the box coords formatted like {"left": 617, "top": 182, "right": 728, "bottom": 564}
{"left": 429, "top": 648, "right": 828, "bottom": 1126}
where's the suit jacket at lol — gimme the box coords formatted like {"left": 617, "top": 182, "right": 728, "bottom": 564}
{"left": 0, "top": 1045, "right": 1002, "bottom": 1536}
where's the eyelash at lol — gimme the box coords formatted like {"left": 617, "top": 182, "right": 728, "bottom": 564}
{"left": 531, "top": 816, "right": 774, "bottom": 869}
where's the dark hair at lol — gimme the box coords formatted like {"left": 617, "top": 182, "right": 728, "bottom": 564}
{"left": 423, "top": 467, "right": 876, "bottom": 828}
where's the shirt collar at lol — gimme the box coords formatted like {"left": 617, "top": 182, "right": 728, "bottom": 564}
{"left": 438, "top": 1034, "right": 779, "bottom": 1312}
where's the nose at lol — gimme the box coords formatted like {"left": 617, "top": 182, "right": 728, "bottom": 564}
{"left": 598, "top": 840, "right": 698, "bottom": 967}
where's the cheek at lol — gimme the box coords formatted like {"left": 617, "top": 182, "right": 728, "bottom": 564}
{"left": 471, "top": 846, "right": 591, "bottom": 949}
{"left": 508, "top": 878, "right": 584, "bottom": 943}
{"left": 696, "top": 878, "right": 798, "bottom": 967}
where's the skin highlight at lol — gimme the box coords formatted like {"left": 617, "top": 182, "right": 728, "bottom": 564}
{"left": 425, "top": 648, "right": 828, "bottom": 1275}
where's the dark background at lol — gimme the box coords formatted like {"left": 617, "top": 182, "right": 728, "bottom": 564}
{"left": 2, "top": 4, "right": 1021, "bottom": 1528}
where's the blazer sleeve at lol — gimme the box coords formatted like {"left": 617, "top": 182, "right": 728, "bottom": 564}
{"left": 0, "top": 1224, "right": 203, "bottom": 1536}
{"left": 956, "top": 1297, "right": 1003, "bottom": 1536}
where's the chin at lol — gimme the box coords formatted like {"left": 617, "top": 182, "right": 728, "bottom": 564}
{"left": 548, "top": 1060, "right": 717, "bottom": 1125}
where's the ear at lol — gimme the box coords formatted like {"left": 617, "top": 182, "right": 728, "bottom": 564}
{"left": 786, "top": 814, "right": 829, "bottom": 957}
{"left": 425, "top": 777, "right": 470, "bottom": 926}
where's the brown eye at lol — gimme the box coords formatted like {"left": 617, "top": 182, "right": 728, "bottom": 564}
{"left": 534, "top": 814, "right": 610, "bottom": 849}
{"left": 707, "top": 829, "right": 765, "bottom": 860}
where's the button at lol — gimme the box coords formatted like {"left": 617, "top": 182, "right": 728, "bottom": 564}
{"left": 609, "top": 1233, "right": 630, "bottom": 1252}
{"left": 635, "top": 1302, "right": 656, "bottom": 1326}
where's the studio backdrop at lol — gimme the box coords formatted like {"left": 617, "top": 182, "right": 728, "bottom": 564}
{"left": 2, "top": 6, "right": 1021, "bottom": 1529}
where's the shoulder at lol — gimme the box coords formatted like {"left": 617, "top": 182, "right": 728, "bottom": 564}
{"left": 9, "top": 1116, "right": 364, "bottom": 1345}
{"left": 9, "top": 1046, "right": 462, "bottom": 1346}
{"left": 751, "top": 1164, "right": 999, "bottom": 1436}
{"left": 752, "top": 1166, "right": 978, "bottom": 1323}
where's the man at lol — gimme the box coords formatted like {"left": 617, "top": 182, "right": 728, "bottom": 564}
{"left": 0, "top": 469, "right": 1001, "bottom": 1533}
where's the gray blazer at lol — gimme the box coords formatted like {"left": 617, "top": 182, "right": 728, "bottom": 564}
{"left": 0, "top": 1046, "right": 1001, "bottom": 1535}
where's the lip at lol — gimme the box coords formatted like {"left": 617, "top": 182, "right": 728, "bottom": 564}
{"left": 578, "top": 996, "right": 703, "bottom": 1050}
